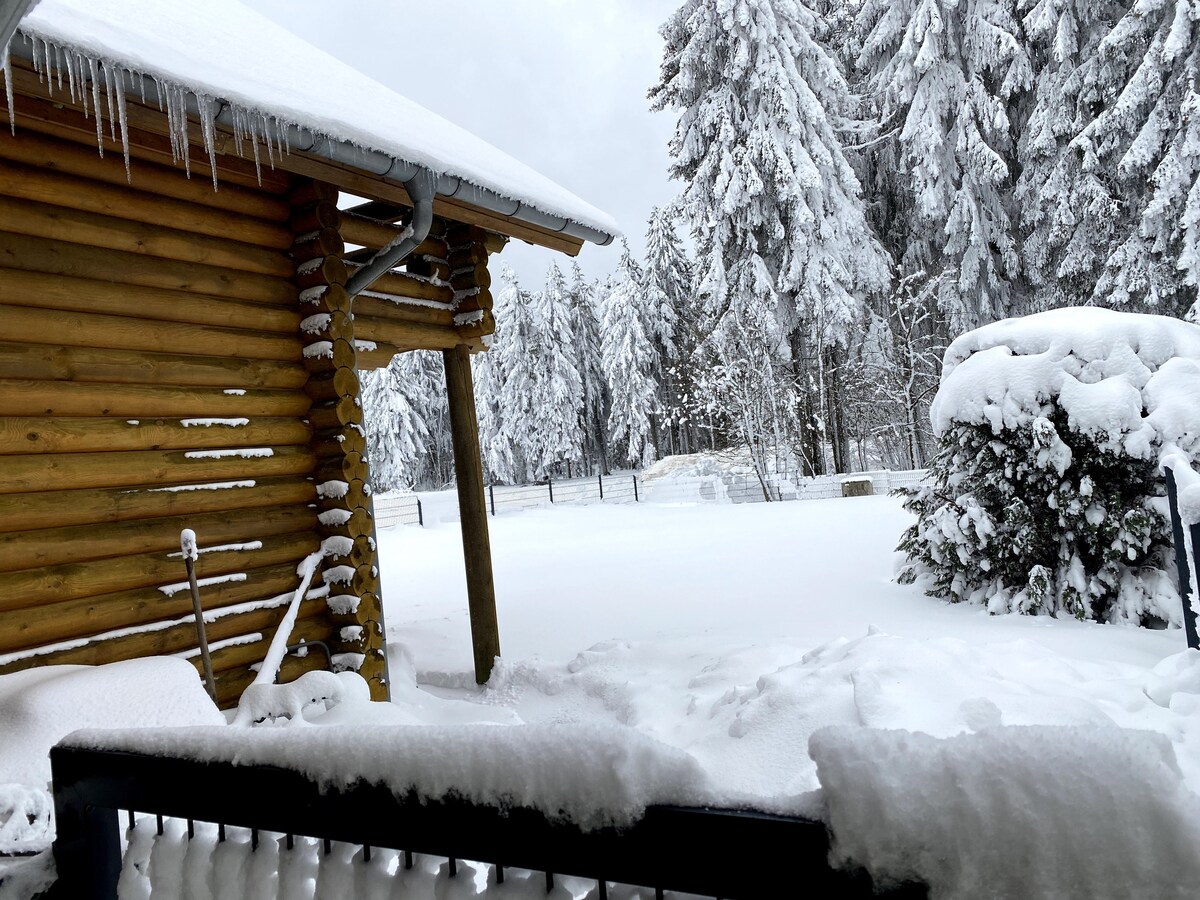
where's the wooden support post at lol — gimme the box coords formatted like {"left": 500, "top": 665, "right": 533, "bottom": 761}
{"left": 443, "top": 344, "right": 501, "bottom": 684}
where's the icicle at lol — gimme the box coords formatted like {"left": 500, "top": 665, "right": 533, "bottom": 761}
{"left": 28, "top": 37, "right": 41, "bottom": 81}
{"left": 197, "top": 92, "right": 219, "bottom": 191}
{"left": 115, "top": 76, "right": 130, "bottom": 180}
{"left": 53, "top": 45, "right": 64, "bottom": 93}
{"left": 3, "top": 47, "right": 14, "bottom": 137}
{"left": 65, "top": 50, "right": 78, "bottom": 104}
{"left": 103, "top": 61, "right": 118, "bottom": 142}
{"left": 86, "top": 56, "right": 104, "bottom": 156}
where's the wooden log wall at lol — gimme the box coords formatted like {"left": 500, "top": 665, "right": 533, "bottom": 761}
{"left": 0, "top": 116, "right": 337, "bottom": 709}
{"left": 290, "top": 180, "right": 390, "bottom": 698}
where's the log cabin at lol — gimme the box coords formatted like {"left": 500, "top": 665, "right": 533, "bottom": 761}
{"left": 0, "top": 0, "right": 617, "bottom": 707}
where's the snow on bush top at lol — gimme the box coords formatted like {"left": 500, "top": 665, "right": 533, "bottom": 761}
{"left": 63, "top": 722, "right": 706, "bottom": 831}
{"left": 931, "top": 307, "right": 1200, "bottom": 459}
{"left": 13, "top": 0, "right": 617, "bottom": 237}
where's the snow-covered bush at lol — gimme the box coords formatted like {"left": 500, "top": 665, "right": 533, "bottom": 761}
{"left": 898, "top": 308, "right": 1200, "bottom": 625}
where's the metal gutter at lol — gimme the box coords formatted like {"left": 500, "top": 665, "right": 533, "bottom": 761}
{"left": 5, "top": 34, "right": 615, "bottom": 248}
{"left": 0, "top": 0, "right": 38, "bottom": 57}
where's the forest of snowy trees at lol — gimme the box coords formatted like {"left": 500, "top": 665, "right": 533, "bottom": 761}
{"left": 363, "top": 0, "right": 1200, "bottom": 492}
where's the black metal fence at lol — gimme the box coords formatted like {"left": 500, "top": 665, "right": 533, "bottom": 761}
{"left": 1164, "top": 465, "right": 1200, "bottom": 650}
{"left": 48, "top": 743, "right": 924, "bottom": 899}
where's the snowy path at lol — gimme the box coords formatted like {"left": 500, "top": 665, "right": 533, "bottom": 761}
{"left": 379, "top": 497, "right": 1197, "bottom": 802}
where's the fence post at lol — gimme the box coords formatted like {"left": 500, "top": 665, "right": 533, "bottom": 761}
{"left": 548, "top": 476, "right": 554, "bottom": 504}
{"left": 598, "top": 474, "right": 604, "bottom": 501}
{"left": 416, "top": 497, "right": 424, "bottom": 528}
{"left": 1165, "top": 467, "right": 1200, "bottom": 650}
{"left": 633, "top": 475, "right": 639, "bottom": 503}
{"left": 489, "top": 484, "right": 495, "bottom": 517}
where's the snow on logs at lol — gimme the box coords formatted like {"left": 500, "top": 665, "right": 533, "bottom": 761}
{"left": 289, "top": 178, "right": 388, "bottom": 699}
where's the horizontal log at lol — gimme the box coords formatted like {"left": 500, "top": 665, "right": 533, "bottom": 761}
{"left": 208, "top": 613, "right": 333, "bottom": 675}
{"left": 289, "top": 180, "right": 340, "bottom": 206}
{"left": 0, "top": 502, "right": 317, "bottom": 573}
{"left": 0, "top": 559, "right": 316, "bottom": 655}
{"left": 0, "top": 195, "right": 293, "bottom": 277}
{"left": 312, "top": 426, "right": 366, "bottom": 459}
{"left": 214, "top": 652, "right": 326, "bottom": 709}
{"left": 0, "top": 476, "right": 317, "bottom": 533}
{"left": 289, "top": 200, "right": 340, "bottom": 234}
{"left": 0, "top": 416, "right": 311, "bottom": 455}
{"left": 294, "top": 257, "right": 348, "bottom": 291}
{"left": 0, "top": 529, "right": 320, "bottom": 611}
{"left": 353, "top": 295, "right": 455, "bottom": 327}
{"left": 0, "top": 269, "right": 300, "bottom": 332}
{"left": 350, "top": 266, "right": 454, "bottom": 303}
{"left": 448, "top": 245, "right": 489, "bottom": 270}
{"left": 355, "top": 343, "right": 403, "bottom": 371}
{"left": 0, "top": 444, "right": 316, "bottom": 494}
{"left": 0, "top": 379, "right": 310, "bottom": 419}
{"left": 306, "top": 396, "right": 363, "bottom": 431}
{"left": 292, "top": 228, "right": 343, "bottom": 263}
{"left": 354, "top": 316, "right": 478, "bottom": 353}
{"left": 339, "top": 214, "right": 446, "bottom": 259}
{"left": 0, "top": 342, "right": 306, "bottom": 389}
{"left": 0, "top": 158, "right": 293, "bottom": 249}
{"left": 0, "top": 597, "right": 329, "bottom": 676}
{"left": 0, "top": 232, "right": 297, "bottom": 304}
{"left": 0, "top": 304, "right": 303, "bottom": 361}
{"left": 2, "top": 79, "right": 293, "bottom": 197}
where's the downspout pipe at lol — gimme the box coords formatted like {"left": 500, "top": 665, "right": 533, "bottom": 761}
{"left": 345, "top": 167, "right": 437, "bottom": 300}
{"left": 0, "top": 0, "right": 39, "bottom": 56}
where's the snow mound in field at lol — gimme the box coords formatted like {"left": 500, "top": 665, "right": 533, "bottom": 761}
{"left": 811, "top": 724, "right": 1200, "bottom": 900}
{"left": 932, "top": 306, "right": 1200, "bottom": 458}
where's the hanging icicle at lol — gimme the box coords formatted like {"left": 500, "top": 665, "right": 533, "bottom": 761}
{"left": 1, "top": 30, "right": 312, "bottom": 190}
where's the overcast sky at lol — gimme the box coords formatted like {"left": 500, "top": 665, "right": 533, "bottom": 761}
{"left": 242, "top": 0, "right": 681, "bottom": 289}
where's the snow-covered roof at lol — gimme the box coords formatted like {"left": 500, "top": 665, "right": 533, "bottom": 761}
{"left": 8, "top": 0, "right": 618, "bottom": 244}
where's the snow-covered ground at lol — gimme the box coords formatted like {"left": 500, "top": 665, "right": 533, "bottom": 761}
{"left": 4, "top": 495, "right": 1199, "bottom": 897}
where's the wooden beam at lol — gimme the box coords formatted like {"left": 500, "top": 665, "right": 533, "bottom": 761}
{"left": 0, "top": 445, "right": 316, "bottom": 494}
{"left": 442, "top": 344, "right": 501, "bottom": 684}
{"left": 0, "top": 379, "right": 310, "bottom": 419}
{"left": 0, "top": 416, "right": 311, "bottom": 456}
{"left": 0, "top": 194, "right": 293, "bottom": 277}
{"left": 0, "top": 342, "right": 306, "bottom": 389}
{"left": 0, "top": 476, "right": 317, "bottom": 533}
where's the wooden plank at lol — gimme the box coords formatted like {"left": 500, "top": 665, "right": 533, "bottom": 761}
{"left": 0, "top": 559, "right": 316, "bottom": 655}
{"left": 0, "top": 529, "right": 320, "bottom": 611}
{"left": 0, "top": 379, "right": 310, "bottom": 419}
{"left": 0, "top": 416, "right": 311, "bottom": 455}
{"left": 0, "top": 304, "right": 303, "bottom": 361}
{"left": 354, "top": 317, "right": 482, "bottom": 353}
{"left": 348, "top": 266, "right": 454, "bottom": 303}
{"left": 0, "top": 444, "right": 316, "bottom": 494}
{"left": 0, "top": 342, "right": 307, "bottom": 389}
{"left": 443, "top": 344, "right": 501, "bottom": 684}
{"left": 0, "top": 231, "right": 297, "bottom": 304}
{"left": 350, "top": 296, "right": 454, "bottom": 328}
{"left": 0, "top": 476, "right": 317, "bottom": 533}
{"left": 207, "top": 614, "right": 332, "bottom": 675}
{"left": 0, "top": 502, "right": 317, "bottom": 573}
{"left": 0, "top": 158, "right": 293, "bottom": 249}
{"left": 1, "top": 75, "right": 293, "bottom": 195}
{"left": 0, "top": 597, "right": 328, "bottom": 674}
{"left": 0, "top": 194, "right": 294, "bottom": 277}
{"left": 0, "top": 269, "right": 299, "bottom": 331}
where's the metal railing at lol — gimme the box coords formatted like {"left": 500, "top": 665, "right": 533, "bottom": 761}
{"left": 373, "top": 469, "right": 929, "bottom": 528}
{"left": 48, "top": 744, "right": 925, "bottom": 899}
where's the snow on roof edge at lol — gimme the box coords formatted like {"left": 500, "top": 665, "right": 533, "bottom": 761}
{"left": 9, "top": 0, "right": 620, "bottom": 243}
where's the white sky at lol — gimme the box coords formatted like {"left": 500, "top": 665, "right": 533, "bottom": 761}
{"left": 242, "top": 0, "right": 681, "bottom": 289}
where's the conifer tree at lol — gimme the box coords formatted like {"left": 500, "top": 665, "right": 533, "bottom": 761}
{"left": 568, "top": 263, "right": 609, "bottom": 473}
{"left": 531, "top": 262, "right": 585, "bottom": 476}
{"left": 600, "top": 241, "right": 660, "bottom": 467}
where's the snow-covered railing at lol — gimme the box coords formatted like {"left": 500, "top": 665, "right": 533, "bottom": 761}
{"left": 1163, "top": 456, "right": 1200, "bottom": 650}
{"left": 46, "top": 744, "right": 920, "bottom": 899}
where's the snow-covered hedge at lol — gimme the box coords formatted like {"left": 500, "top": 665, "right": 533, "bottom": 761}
{"left": 898, "top": 308, "right": 1200, "bottom": 624}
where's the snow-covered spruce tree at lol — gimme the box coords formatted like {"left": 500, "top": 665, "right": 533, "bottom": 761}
{"left": 361, "top": 353, "right": 432, "bottom": 492}
{"left": 530, "top": 263, "right": 585, "bottom": 477}
{"left": 643, "top": 204, "right": 698, "bottom": 456}
{"left": 600, "top": 241, "right": 660, "bottom": 468}
{"left": 472, "top": 317, "right": 517, "bottom": 486}
{"left": 855, "top": 0, "right": 1031, "bottom": 331}
{"left": 898, "top": 308, "right": 1200, "bottom": 626}
{"left": 652, "top": 0, "right": 889, "bottom": 473}
{"left": 492, "top": 266, "right": 542, "bottom": 483}
{"left": 568, "top": 263, "right": 610, "bottom": 474}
